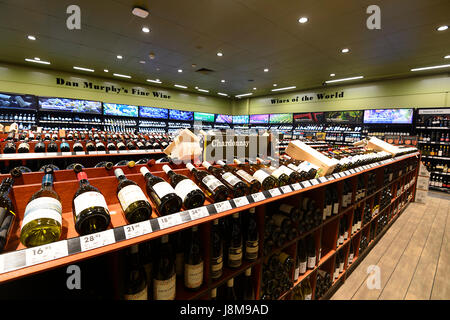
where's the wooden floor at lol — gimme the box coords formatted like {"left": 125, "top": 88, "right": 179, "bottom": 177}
{"left": 331, "top": 190, "right": 450, "bottom": 300}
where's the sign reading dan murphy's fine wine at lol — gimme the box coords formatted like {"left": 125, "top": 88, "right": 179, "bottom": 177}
{"left": 203, "top": 134, "right": 274, "bottom": 162}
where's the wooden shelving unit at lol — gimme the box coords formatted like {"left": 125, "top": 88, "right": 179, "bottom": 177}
{"left": 0, "top": 151, "right": 421, "bottom": 301}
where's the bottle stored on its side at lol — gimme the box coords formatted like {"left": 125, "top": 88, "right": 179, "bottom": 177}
{"left": 47, "top": 140, "right": 58, "bottom": 152}
{"left": 140, "top": 166, "right": 182, "bottom": 216}
{"left": 216, "top": 160, "right": 261, "bottom": 194}
{"left": 186, "top": 163, "right": 228, "bottom": 203}
{"left": 233, "top": 159, "right": 278, "bottom": 191}
{"left": 3, "top": 141, "right": 16, "bottom": 153}
{"left": 73, "top": 140, "right": 84, "bottom": 152}
{"left": 162, "top": 165, "right": 205, "bottom": 209}
{"left": 306, "top": 235, "right": 316, "bottom": 269}
{"left": 20, "top": 168, "right": 62, "bottom": 247}
{"left": 123, "top": 245, "right": 148, "bottom": 300}
{"left": 72, "top": 171, "right": 111, "bottom": 235}
{"left": 153, "top": 235, "right": 176, "bottom": 300}
{"left": 60, "top": 139, "right": 70, "bottom": 152}
{"left": 202, "top": 161, "right": 248, "bottom": 198}
{"left": 184, "top": 226, "right": 204, "bottom": 291}
{"left": 115, "top": 168, "right": 152, "bottom": 223}
{"left": 17, "top": 139, "right": 30, "bottom": 153}
{"left": 0, "top": 178, "right": 16, "bottom": 253}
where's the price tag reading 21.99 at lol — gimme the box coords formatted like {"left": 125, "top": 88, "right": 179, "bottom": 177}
{"left": 124, "top": 221, "right": 152, "bottom": 240}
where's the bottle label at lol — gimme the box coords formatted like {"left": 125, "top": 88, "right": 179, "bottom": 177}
{"left": 305, "top": 293, "right": 312, "bottom": 300}
{"left": 222, "top": 172, "right": 241, "bottom": 187}
{"left": 153, "top": 275, "right": 176, "bottom": 300}
{"left": 21, "top": 197, "right": 62, "bottom": 230}
{"left": 307, "top": 256, "right": 316, "bottom": 269}
{"left": 228, "top": 247, "right": 242, "bottom": 267}
{"left": 294, "top": 267, "right": 300, "bottom": 280}
{"left": 271, "top": 167, "right": 286, "bottom": 179}
{"left": 174, "top": 179, "right": 202, "bottom": 202}
{"left": 279, "top": 204, "right": 293, "bottom": 215}
{"left": 287, "top": 163, "right": 299, "bottom": 172}
{"left": 339, "top": 262, "right": 344, "bottom": 273}
{"left": 245, "top": 240, "right": 259, "bottom": 259}
{"left": 153, "top": 181, "right": 176, "bottom": 199}
{"left": 236, "top": 169, "right": 255, "bottom": 183}
{"left": 333, "top": 203, "right": 339, "bottom": 214}
{"left": 211, "top": 256, "right": 223, "bottom": 277}
{"left": 74, "top": 191, "right": 109, "bottom": 217}
{"left": 327, "top": 204, "right": 333, "bottom": 217}
{"left": 184, "top": 262, "right": 204, "bottom": 289}
{"left": 299, "top": 261, "right": 307, "bottom": 274}
{"left": 202, "top": 175, "right": 224, "bottom": 192}
{"left": 118, "top": 185, "right": 149, "bottom": 212}
{"left": 124, "top": 287, "right": 147, "bottom": 300}
{"left": 348, "top": 253, "right": 354, "bottom": 264}
{"left": 253, "top": 169, "right": 270, "bottom": 184}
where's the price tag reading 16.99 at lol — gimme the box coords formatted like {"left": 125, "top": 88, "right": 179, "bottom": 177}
{"left": 25, "top": 241, "right": 69, "bottom": 266}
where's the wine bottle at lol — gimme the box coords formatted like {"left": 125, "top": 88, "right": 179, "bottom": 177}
{"left": 186, "top": 163, "right": 228, "bottom": 203}
{"left": 184, "top": 225, "right": 204, "bottom": 291}
{"left": 47, "top": 140, "right": 58, "bottom": 152}
{"left": 233, "top": 158, "right": 278, "bottom": 190}
{"left": 254, "top": 158, "right": 289, "bottom": 187}
{"left": 0, "top": 178, "right": 16, "bottom": 253}
{"left": 302, "top": 278, "right": 312, "bottom": 300}
{"left": 202, "top": 160, "right": 248, "bottom": 198}
{"left": 162, "top": 165, "right": 206, "bottom": 209}
{"left": 227, "top": 213, "right": 243, "bottom": 268}
{"left": 216, "top": 160, "right": 261, "bottom": 194}
{"left": 153, "top": 235, "right": 176, "bottom": 300}
{"left": 323, "top": 187, "right": 333, "bottom": 220}
{"left": 123, "top": 245, "right": 148, "bottom": 300}
{"left": 139, "top": 241, "right": 153, "bottom": 296}
{"left": 114, "top": 168, "right": 153, "bottom": 223}
{"left": 20, "top": 168, "right": 62, "bottom": 247}
{"left": 10, "top": 166, "right": 32, "bottom": 178}
{"left": 306, "top": 235, "right": 316, "bottom": 269}
{"left": 34, "top": 138, "right": 46, "bottom": 153}
{"left": 331, "top": 187, "right": 339, "bottom": 215}
{"left": 17, "top": 139, "right": 30, "bottom": 153}
{"left": 172, "top": 231, "right": 185, "bottom": 278}
{"left": 244, "top": 208, "right": 259, "bottom": 261}
{"left": 297, "top": 239, "right": 307, "bottom": 276}
{"left": 3, "top": 141, "right": 16, "bottom": 153}
{"left": 60, "top": 139, "right": 70, "bottom": 152}
{"left": 242, "top": 268, "right": 255, "bottom": 300}
{"left": 279, "top": 203, "right": 301, "bottom": 223}
{"left": 211, "top": 219, "right": 223, "bottom": 279}
{"left": 73, "top": 140, "right": 84, "bottom": 152}
{"left": 140, "top": 166, "right": 182, "bottom": 216}
{"left": 72, "top": 171, "right": 111, "bottom": 235}
{"left": 225, "top": 278, "right": 237, "bottom": 300}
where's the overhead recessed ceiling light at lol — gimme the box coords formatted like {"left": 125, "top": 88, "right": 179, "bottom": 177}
{"left": 437, "top": 25, "right": 448, "bottom": 31}
{"left": 341, "top": 48, "right": 350, "bottom": 53}
{"left": 113, "top": 73, "right": 131, "bottom": 78}
{"left": 132, "top": 7, "right": 149, "bottom": 18}
{"left": 410, "top": 64, "right": 450, "bottom": 72}
{"left": 139, "top": 60, "right": 146, "bottom": 64}
{"left": 174, "top": 84, "right": 187, "bottom": 89}
{"left": 221, "top": 79, "right": 226, "bottom": 83}
{"left": 235, "top": 93, "right": 253, "bottom": 98}
{"left": 34, "top": 57, "right": 40, "bottom": 61}
{"left": 146, "top": 79, "right": 162, "bottom": 84}
{"left": 298, "top": 17, "right": 308, "bottom": 23}
{"left": 217, "top": 92, "right": 228, "bottom": 96}
{"left": 264, "top": 68, "right": 269, "bottom": 72}
{"left": 197, "top": 88, "right": 209, "bottom": 93}
{"left": 73, "top": 66, "right": 95, "bottom": 72}
{"left": 330, "top": 73, "right": 336, "bottom": 77}
{"left": 444, "top": 55, "right": 450, "bottom": 59}
{"left": 104, "top": 69, "right": 109, "bottom": 72}
{"left": 25, "top": 58, "right": 50, "bottom": 65}
{"left": 194, "top": 86, "right": 199, "bottom": 89}
{"left": 117, "top": 55, "right": 123, "bottom": 59}
{"left": 325, "top": 76, "right": 363, "bottom": 83}
{"left": 273, "top": 84, "right": 277, "bottom": 87}
{"left": 27, "top": 35, "right": 36, "bottom": 41}
{"left": 192, "top": 64, "right": 197, "bottom": 68}
{"left": 142, "top": 26, "right": 150, "bottom": 33}
{"left": 271, "top": 86, "right": 296, "bottom": 92}
{"left": 178, "top": 69, "right": 183, "bottom": 73}
{"left": 253, "top": 87, "right": 257, "bottom": 90}
{"left": 217, "top": 52, "right": 223, "bottom": 57}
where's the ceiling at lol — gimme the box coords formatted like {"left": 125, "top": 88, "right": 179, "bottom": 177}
{"left": 0, "top": 0, "right": 449, "bottom": 99}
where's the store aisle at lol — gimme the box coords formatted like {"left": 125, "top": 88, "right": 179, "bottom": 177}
{"left": 331, "top": 191, "right": 450, "bottom": 300}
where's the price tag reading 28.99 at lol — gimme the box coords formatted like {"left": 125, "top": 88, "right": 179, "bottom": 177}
{"left": 80, "top": 229, "right": 115, "bottom": 252}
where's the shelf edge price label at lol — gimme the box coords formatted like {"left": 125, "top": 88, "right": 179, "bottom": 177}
{"left": 349, "top": 169, "right": 356, "bottom": 174}
{"left": 292, "top": 183, "right": 302, "bottom": 191}
{"left": 269, "top": 188, "right": 282, "bottom": 197}
{"left": 97, "top": 151, "right": 106, "bottom": 154}
{"left": 310, "top": 179, "right": 319, "bottom": 186}
{"left": 214, "top": 201, "right": 233, "bottom": 213}
{"left": 281, "top": 185, "right": 293, "bottom": 194}
{"left": 62, "top": 152, "right": 72, "bottom": 156}
{"left": 109, "top": 150, "right": 118, "bottom": 154}
{"left": 251, "top": 192, "right": 266, "bottom": 202}
{"left": 302, "top": 180, "right": 312, "bottom": 188}
{"left": 338, "top": 172, "right": 346, "bottom": 178}
{"left": 25, "top": 240, "right": 69, "bottom": 267}
{"left": 188, "top": 206, "right": 210, "bottom": 220}
{"left": 318, "top": 176, "right": 328, "bottom": 183}
{"left": 80, "top": 229, "right": 115, "bottom": 252}
{"left": 76, "top": 151, "right": 85, "bottom": 155}
{"left": 157, "top": 213, "right": 183, "bottom": 230}
{"left": 124, "top": 220, "right": 152, "bottom": 240}
{"left": 233, "top": 196, "right": 250, "bottom": 207}
{"left": 332, "top": 173, "right": 341, "bottom": 179}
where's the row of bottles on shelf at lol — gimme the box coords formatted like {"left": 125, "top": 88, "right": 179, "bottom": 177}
{"left": 418, "top": 132, "right": 449, "bottom": 143}
{"left": 40, "top": 114, "right": 102, "bottom": 124}
{"left": 416, "top": 115, "right": 450, "bottom": 127}
{"left": 121, "top": 209, "right": 258, "bottom": 300}
{"left": 429, "top": 174, "right": 450, "bottom": 189}
{"left": 367, "top": 131, "right": 412, "bottom": 137}
{"left": 424, "top": 161, "right": 449, "bottom": 174}
{"left": 0, "top": 112, "right": 36, "bottom": 122}
{"left": 420, "top": 145, "right": 450, "bottom": 157}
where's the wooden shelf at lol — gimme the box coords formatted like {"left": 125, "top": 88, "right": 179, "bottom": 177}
{"left": 0, "top": 151, "right": 421, "bottom": 300}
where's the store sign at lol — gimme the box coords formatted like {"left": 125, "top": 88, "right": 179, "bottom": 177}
{"left": 271, "top": 91, "right": 344, "bottom": 104}
{"left": 203, "top": 134, "right": 273, "bottom": 162}
{"left": 55, "top": 77, "right": 171, "bottom": 99}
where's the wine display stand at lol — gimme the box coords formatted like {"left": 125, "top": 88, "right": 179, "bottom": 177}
{"left": 0, "top": 151, "right": 421, "bottom": 301}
